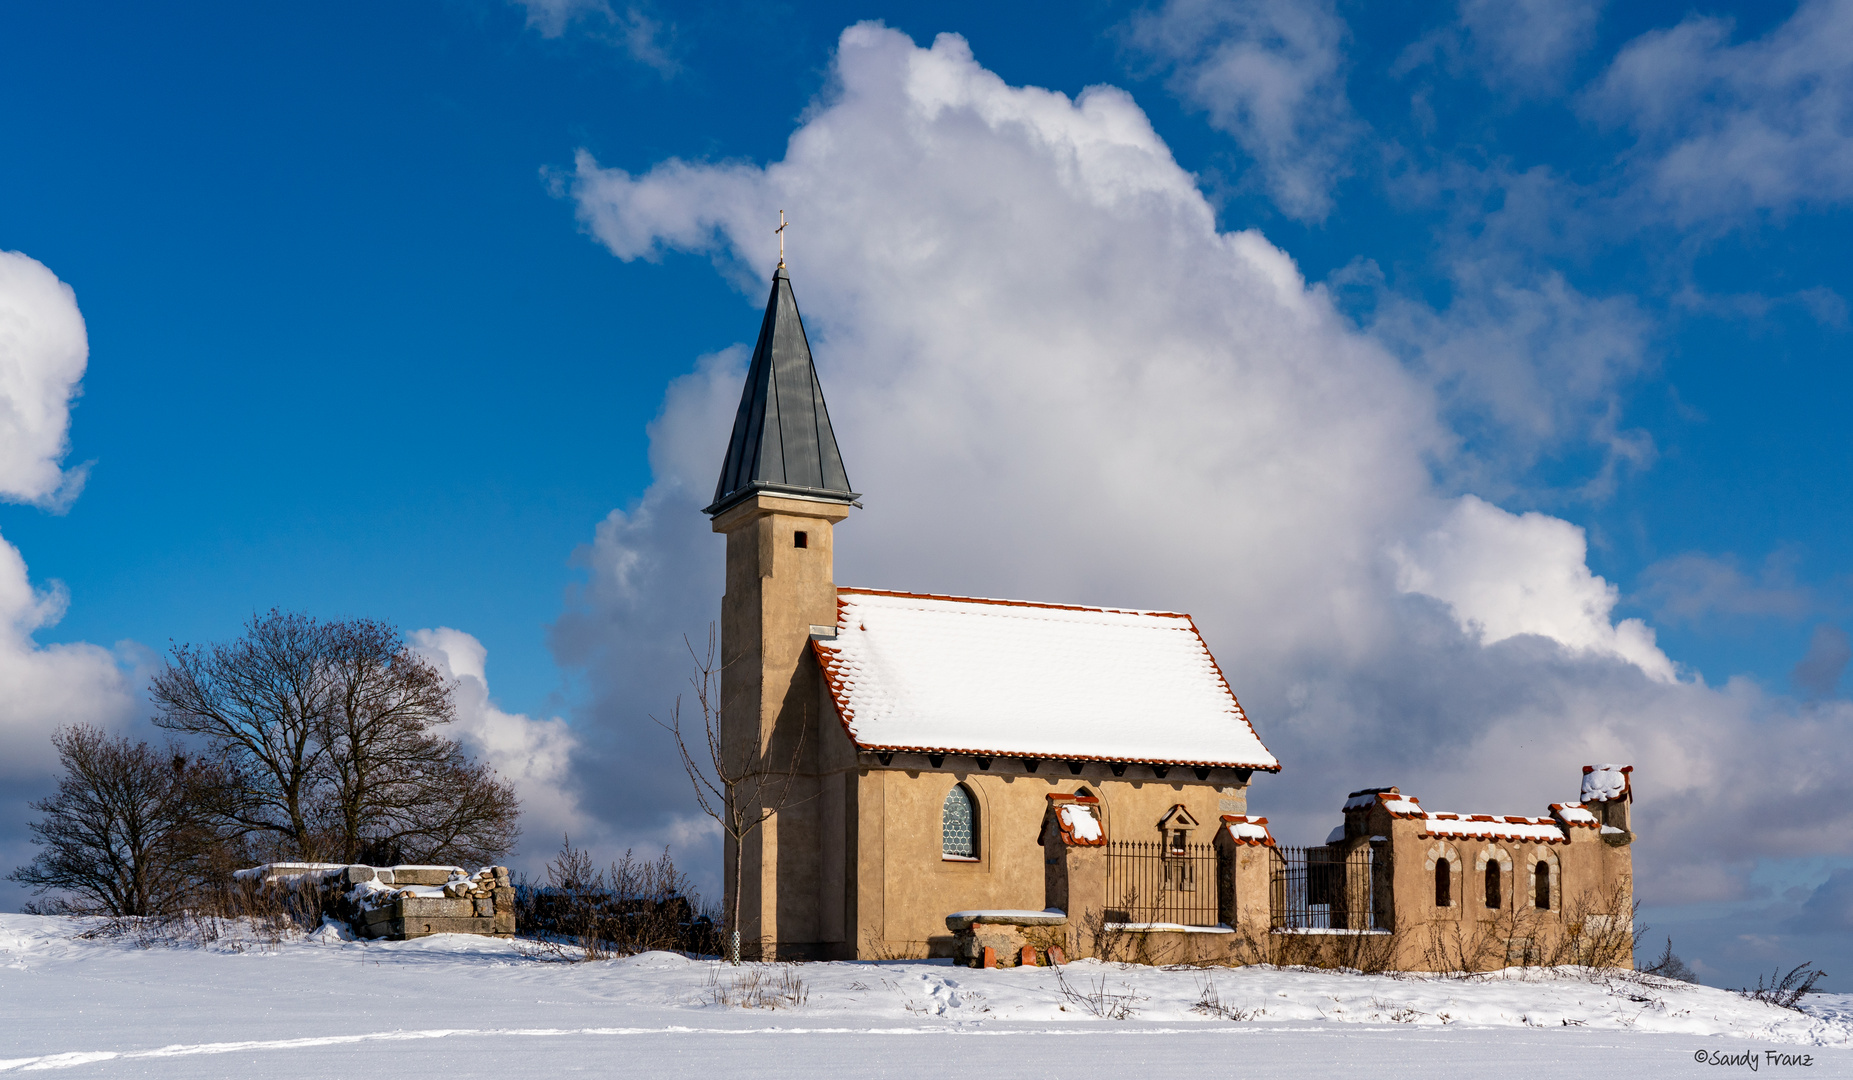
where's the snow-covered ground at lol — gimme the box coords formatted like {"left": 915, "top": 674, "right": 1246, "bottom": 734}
{"left": 1, "top": 914, "right": 1848, "bottom": 1077}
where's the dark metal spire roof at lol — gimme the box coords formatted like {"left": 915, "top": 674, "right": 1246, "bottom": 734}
{"left": 704, "top": 266, "right": 857, "bottom": 516}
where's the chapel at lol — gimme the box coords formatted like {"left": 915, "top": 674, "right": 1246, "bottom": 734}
{"left": 704, "top": 259, "right": 1635, "bottom": 969}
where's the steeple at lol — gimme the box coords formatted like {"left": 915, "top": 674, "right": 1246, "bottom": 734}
{"left": 704, "top": 267, "right": 857, "bottom": 517}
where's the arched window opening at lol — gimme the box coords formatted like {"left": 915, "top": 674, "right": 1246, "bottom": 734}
{"left": 1485, "top": 862, "right": 1502, "bottom": 909}
{"left": 942, "top": 784, "right": 977, "bottom": 860}
{"left": 1534, "top": 862, "right": 1551, "bottom": 910}
{"left": 1434, "top": 859, "right": 1451, "bottom": 907}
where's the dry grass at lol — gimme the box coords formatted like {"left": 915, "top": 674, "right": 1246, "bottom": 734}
{"left": 1053, "top": 966, "right": 1144, "bottom": 1019}
{"left": 1190, "top": 975, "right": 1264, "bottom": 1020}
{"left": 861, "top": 938, "right": 929, "bottom": 961}
{"left": 67, "top": 874, "right": 332, "bottom": 952}
{"left": 704, "top": 964, "right": 810, "bottom": 1009}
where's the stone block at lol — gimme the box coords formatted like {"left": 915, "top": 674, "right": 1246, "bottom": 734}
{"left": 493, "top": 885, "right": 514, "bottom": 907}
{"left": 493, "top": 909, "right": 516, "bottom": 936}
{"left": 386, "top": 916, "right": 497, "bottom": 939}
{"left": 474, "top": 897, "right": 495, "bottom": 917}
{"left": 400, "top": 896, "right": 473, "bottom": 919}
{"left": 389, "top": 866, "right": 457, "bottom": 886}
{"left": 339, "top": 865, "right": 374, "bottom": 886}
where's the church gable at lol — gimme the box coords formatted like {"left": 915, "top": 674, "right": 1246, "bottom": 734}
{"left": 811, "top": 588, "right": 1278, "bottom": 770}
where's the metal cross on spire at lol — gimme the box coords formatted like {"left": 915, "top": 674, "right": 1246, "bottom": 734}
{"left": 775, "top": 209, "right": 791, "bottom": 269}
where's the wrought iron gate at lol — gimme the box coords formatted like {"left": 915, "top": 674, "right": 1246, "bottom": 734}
{"left": 1105, "top": 841, "right": 1220, "bottom": 927}
{"left": 1271, "top": 844, "right": 1392, "bottom": 930}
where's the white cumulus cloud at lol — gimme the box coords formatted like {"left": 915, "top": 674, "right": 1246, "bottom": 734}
{"left": 0, "top": 252, "right": 132, "bottom": 782}
{"left": 409, "top": 627, "right": 591, "bottom": 866}
{"left": 1392, "top": 495, "right": 1676, "bottom": 682}
{"left": 551, "top": 24, "right": 1853, "bottom": 955}
{"left": 0, "top": 253, "right": 136, "bottom": 912}
{"left": 1125, "top": 0, "right": 1362, "bottom": 222}
{"left": 0, "top": 251, "right": 90, "bottom": 509}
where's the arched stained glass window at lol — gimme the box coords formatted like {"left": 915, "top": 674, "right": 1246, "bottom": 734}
{"left": 1435, "top": 858, "right": 1451, "bottom": 907}
{"left": 1534, "top": 862, "right": 1551, "bottom": 910}
{"left": 1485, "top": 862, "right": 1503, "bottom": 909}
{"left": 942, "top": 785, "right": 977, "bottom": 859}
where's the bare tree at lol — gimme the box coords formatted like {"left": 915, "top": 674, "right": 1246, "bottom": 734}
{"left": 150, "top": 609, "right": 520, "bottom": 866}
{"left": 656, "top": 627, "right": 808, "bottom": 963}
{"left": 149, "top": 610, "right": 334, "bottom": 858}
{"left": 315, "top": 619, "right": 519, "bottom": 865}
{"left": 9, "top": 726, "right": 231, "bottom": 915}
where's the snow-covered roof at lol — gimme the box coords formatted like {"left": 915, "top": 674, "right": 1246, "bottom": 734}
{"left": 813, "top": 589, "right": 1278, "bottom": 770}
{"left": 1222, "top": 815, "right": 1275, "bottom": 847}
{"left": 1582, "top": 764, "right": 1633, "bottom": 803}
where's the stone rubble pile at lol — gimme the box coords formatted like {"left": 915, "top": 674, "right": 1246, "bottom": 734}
{"left": 238, "top": 863, "right": 516, "bottom": 941}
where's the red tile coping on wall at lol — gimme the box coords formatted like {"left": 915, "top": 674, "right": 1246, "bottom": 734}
{"left": 1218, "top": 814, "right": 1277, "bottom": 848}
{"left": 1548, "top": 803, "right": 1602, "bottom": 828}
{"left": 1046, "top": 798, "right": 1108, "bottom": 847}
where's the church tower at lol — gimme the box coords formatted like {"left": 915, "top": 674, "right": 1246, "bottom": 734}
{"left": 705, "top": 260, "right": 857, "bottom": 959}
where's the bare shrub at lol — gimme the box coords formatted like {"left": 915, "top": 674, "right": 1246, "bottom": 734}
{"left": 1078, "top": 901, "right": 1140, "bottom": 964}
{"left": 68, "top": 871, "right": 335, "bottom": 952}
{"left": 1737, "top": 963, "right": 1828, "bottom": 1011}
{"left": 705, "top": 964, "right": 809, "bottom": 1009}
{"left": 1054, "top": 966, "right": 1144, "bottom": 1019}
{"left": 1640, "top": 937, "right": 1697, "bottom": 983}
{"left": 516, "top": 836, "right": 713, "bottom": 961}
{"left": 1543, "top": 880, "right": 1642, "bottom": 971}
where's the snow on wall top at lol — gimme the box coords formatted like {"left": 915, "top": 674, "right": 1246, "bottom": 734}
{"left": 814, "top": 589, "right": 1279, "bottom": 769}
{"left": 1060, "top": 803, "right": 1103, "bottom": 842}
{"left": 1550, "top": 803, "right": 1600, "bottom": 827}
{"left": 1582, "top": 764, "right": 1633, "bottom": 803}
{"left": 1222, "top": 815, "right": 1275, "bottom": 847}
{"left": 1359, "top": 791, "right": 1573, "bottom": 844}
{"left": 1417, "top": 814, "right": 1568, "bottom": 844}
{"left": 1344, "top": 787, "right": 1398, "bottom": 811}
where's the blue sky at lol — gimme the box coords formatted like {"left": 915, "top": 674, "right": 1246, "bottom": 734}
{"left": 3, "top": 1, "right": 1852, "bottom": 985}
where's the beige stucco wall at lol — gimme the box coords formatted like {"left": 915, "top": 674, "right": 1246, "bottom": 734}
{"left": 851, "top": 761, "right": 1251, "bottom": 958}
{"left": 1280, "top": 800, "right": 1637, "bottom": 972}
{"left": 711, "top": 493, "right": 852, "bottom": 958}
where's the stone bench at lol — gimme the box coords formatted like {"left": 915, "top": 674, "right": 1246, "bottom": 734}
{"left": 945, "top": 910, "right": 1068, "bottom": 968}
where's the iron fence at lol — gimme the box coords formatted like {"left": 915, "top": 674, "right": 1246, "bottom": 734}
{"left": 1105, "top": 841, "right": 1221, "bottom": 927}
{"left": 1271, "top": 844, "right": 1392, "bottom": 931}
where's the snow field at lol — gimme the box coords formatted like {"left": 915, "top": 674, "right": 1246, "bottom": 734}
{"left": 0, "top": 915, "right": 1848, "bottom": 1077}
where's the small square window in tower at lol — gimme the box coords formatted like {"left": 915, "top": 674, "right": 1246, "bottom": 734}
{"left": 793, "top": 531, "right": 808, "bottom": 549}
